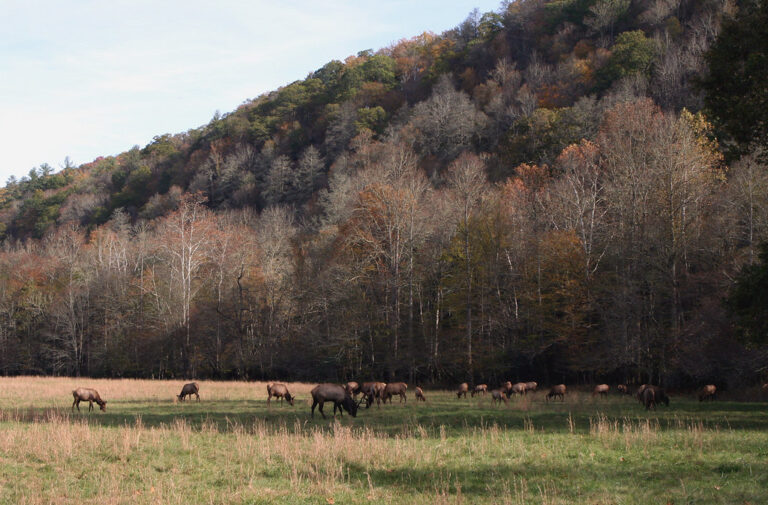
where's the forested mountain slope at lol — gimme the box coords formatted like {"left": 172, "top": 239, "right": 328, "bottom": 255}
{"left": 0, "top": 0, "right": 765, "bottom": 386}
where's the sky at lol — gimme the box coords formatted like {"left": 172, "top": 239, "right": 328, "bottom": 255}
{"left": 0, "top": 0, "right": 502, "bottom": 184}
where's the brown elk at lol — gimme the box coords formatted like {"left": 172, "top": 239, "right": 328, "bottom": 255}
{"left": 617, "top": 384, "right": 629, "bottom": 395}
{"left": 637, "top": 384, "right": 669, "bottom": 407}
{"left": 361, "top": 382, "right": 386, "bottom": 408}
{"left": 502, "top": 381, "right": 513, "bottom": 395}
{"left": 490, "top": 389, "right": 508, "bottom": 406}
{"left": 642, "top": 386, "right": 656, "bottom": 410}
{"left": 524, "top": 382, "right": 538, "bottom": 392}
{"left": 593, "top": 384, "right": 610, "bottom": 398}
{"left": 310, "top": 383, "right": 358, "bottom": 419}
{"left": 698, "top": 384, "right": 716, "bottom": 402}
{"left": 177, "top": 382, "right": 200, "bottom": 402}
{"left": 344, "top": 382, "right": 360, "bottom": 397}
{"left": 383, "top": 382, "right": 408, "bottom": 404}
{"left": 72, "top": 388, "right": 107, "bottom": 412}
{"left": 471, "top": 384, "right": 488, "bottom": 397}
{"left": 267, "top": 383, "right": 294, "bottom": 406}
{"left": 414, "top": 387, "right": 426, "bottom": 402}
{"left": 546, "top": 384, "right": 566, "bottom": 402}
{"left": 510, "top": 382, "right": 527, "bottom": 396}
{"left": 457, "top": 383, "right": 469, "bottom": 399}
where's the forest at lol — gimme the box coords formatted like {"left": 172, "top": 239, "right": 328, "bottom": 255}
{"left": 0, "top": 0, "right": 766, "bottom": 388}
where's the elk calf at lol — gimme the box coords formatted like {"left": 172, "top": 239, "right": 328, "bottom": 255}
{"left": 471, "top": 384, "right": 488, "bottom": 397}
{"left": 546, "top": 384, "right": 566, "bottom": 402}
{"left": 72, "top": 388, "right": 107, "bottom": 412}
{"left": 593, "top": 384, "right": 610, "bottom": 398}
{"left": 457, "top": 382, "right": 469, "bottom": 399}
{"left": 698, "top": 384, "right": 716, "bottom": 402}
{"left": 267, "top": 383, "right": 294, "bottom": 406}
{"left": 177, "top": 382, "right": 200, "bottom": 402}
{"left": 414, "top": 387, "right": 426, "bottom": 402}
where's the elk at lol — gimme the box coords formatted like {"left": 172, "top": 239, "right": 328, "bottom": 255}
{"left": 177, "top": 382, "right": 200, "bottom": 402}
{"left": 72, "top": 388, "right": 107, "bottom": 412}
{"left": 502, "top": 381, "right": 513, "bottom": 395}
{"left": 637, "top": 384, "right": 669, "bottom": 407}
{"left": 267, "top": 383, "right": 294, "bottom": 406}
{"left": 414, "top": 387, "right": 426, "bottom": 402}
{"left": 636, "top": 384, "right": 649, "bottom": 403}
{"left": 490, "top": 389, "right": 508, "bottom": 406}
{"left": 617, "top": 384, "right": 629, "bottom": 395}
{"left": 344, "top": 382, "right": 360, "bottom": 397}
{"left": 510, "top": 382, "right": 527, "bottom": 396}
{"left": 361, "top": 382, "right": 386, "bottom": 408}
{"left": 457, "top": 382, "right": 469, "bottom": 399}
{"left": 546, "top": 384, "right": 566, "bottom": 402}
{"left": 524, "top": 381, "right": 538, "bottom": 392}
{"left": 310, "top": 383, "right": 358, "bottom": 419}
{"left": 471, "top": 384, "right": 488, "bottom": 397}
{"left": 383, "top": 382, "right": 408, "bottom": 404}
{"left": 698, "top": 384, "right": 716, "bottom": 402}
{"left": 642, "top": 386, "right": 656, "bottom": 410}
{"left": 592, "top": 384, "right": 610, "bottom": 398}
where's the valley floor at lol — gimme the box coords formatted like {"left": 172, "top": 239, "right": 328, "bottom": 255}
{"left": 0, "top": 377, "right": 765, "bottom": 504}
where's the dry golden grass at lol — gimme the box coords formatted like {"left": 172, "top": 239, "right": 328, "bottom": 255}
{"left": 0, "top": 375, "right": 318, "bottom": 408}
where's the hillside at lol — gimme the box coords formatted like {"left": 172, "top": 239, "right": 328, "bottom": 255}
{"left": 0, "top": 0, "right": 765, "bottom": 386}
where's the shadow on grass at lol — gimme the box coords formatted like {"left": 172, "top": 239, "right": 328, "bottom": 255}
{"left": 4, "top": 395, "right": 768, "bottom": 435}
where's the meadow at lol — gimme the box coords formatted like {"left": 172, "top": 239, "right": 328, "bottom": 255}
{"left": 0, "top": 377, "right": 766, "bottom": 505}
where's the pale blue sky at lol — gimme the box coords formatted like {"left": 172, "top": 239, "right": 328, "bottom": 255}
{"left": 0, "top": 0, "right": 502, "bottom": 184}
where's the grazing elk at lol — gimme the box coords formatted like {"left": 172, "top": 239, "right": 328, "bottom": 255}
{"left": 510, "top": 382, "right": 528, "bottom": 396}
{"left": 414, "top": 387, "right": 426, "bottom": 402}
{"left": 177, "top": 382, "right": 200, "bottom": 402}
{"left": 546, "top": 384, "right": 566, "bottom": 402}
{"left": 471, "top": 384, "right": 488, "bottom": 397}
{"left": 457, "top": 383, "right": 469, "bottom": 399}
{"left": 383, "top": 382, "right": 408, "bottom": 404}
{"left": 72, "top": 388, "right": 107, "bottom": 412}
{"left": 617, "top": 384, "right": 629, "bottom": 395}
{"left": 699, "top": 384, "right": 716, "bottom": 402}
{"left": 642, "top": 386, "right": 656, "bottom": 410}
{"left": 267, "top": 383, "right": 294, "bottom": 406}
{"left": 525, "top": 382, "right": 538, "bottom": 392}
{"left": 344, "top": 382, "right": 360, "bottom": 397}
{"left": 310, "top": 383, "right": 358, "bottom": 419}
{"left": 637, "top": 384, "right": 669, "bottom": 407}
{"left": 490, "top": 389, "right": 509, "bottom": 406}
{"left": 361, "top": 382, "right": 386, "bottom": 408}
{"left": 593, "top": 384, "right": 610, "bottom": 398}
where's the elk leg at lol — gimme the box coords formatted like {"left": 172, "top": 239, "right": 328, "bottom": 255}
{"left": 73, "top": 398, "right": 79, "bottom": 411}
{"left": 195, "top": 392, "right": 200, "bottom": 402}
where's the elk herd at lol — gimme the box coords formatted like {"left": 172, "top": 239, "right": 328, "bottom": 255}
{"left": 67, "top": 379, "right": 761, "bottom": 416}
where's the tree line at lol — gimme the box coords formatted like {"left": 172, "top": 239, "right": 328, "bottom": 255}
{"left": 0, "top": 0, "right": 766, "bottom": 386}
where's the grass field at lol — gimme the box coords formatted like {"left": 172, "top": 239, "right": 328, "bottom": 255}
{"left": 0, "top": 377, "right": 766, "bottom": 504}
